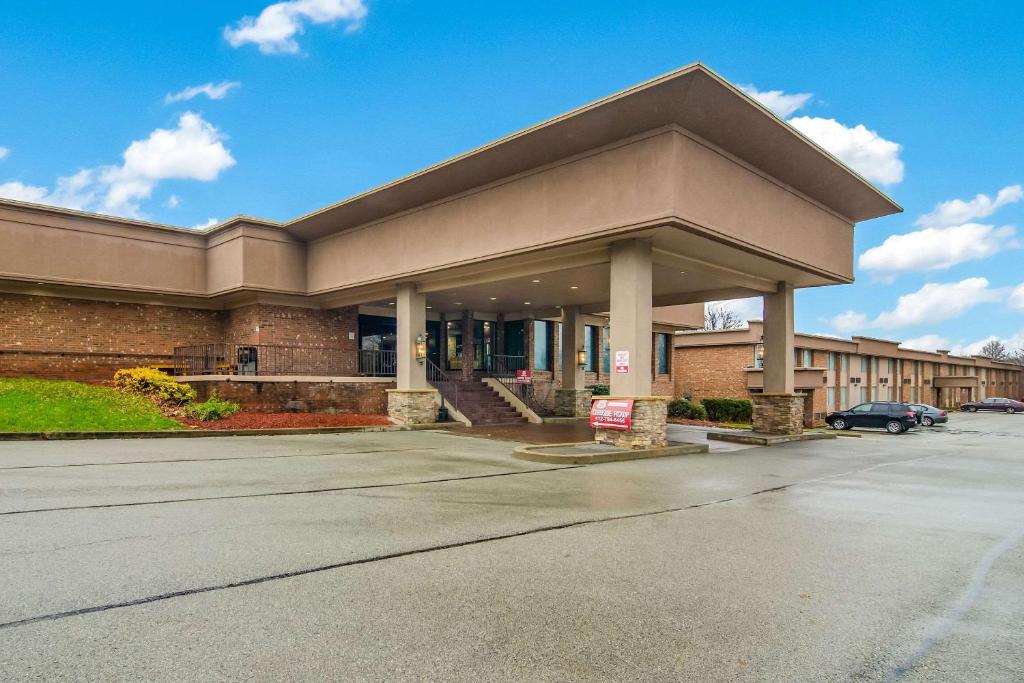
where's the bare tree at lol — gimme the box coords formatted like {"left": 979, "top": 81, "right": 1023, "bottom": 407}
{"left": 1009, "top": 345, "right": 1024, "bottom": 366}
{"left": 704, "top": 303, "right": 744, "bottom": 331}
{"left": 979, "top": 339, "right": 1009, "bottom": 361}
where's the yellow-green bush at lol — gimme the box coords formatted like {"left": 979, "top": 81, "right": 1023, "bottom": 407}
{"left": 113, "top": 367, "right": 197, "bottom": 405}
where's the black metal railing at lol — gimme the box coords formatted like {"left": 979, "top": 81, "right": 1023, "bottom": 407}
{"left": 358, "top": 349, "right": 397, "bottom": 377}
{"left": 173, "top": 343, "right": 350, "bottom": 377}
{"left": 426, "top": 357, "right": 459, "bottom": 416}
{"left": 484, "top": 354, "right": 552, "bottom": 416}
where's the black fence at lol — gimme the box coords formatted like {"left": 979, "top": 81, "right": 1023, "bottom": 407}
{"left": 173, "top": 343, "right": 362, "bottom": 377}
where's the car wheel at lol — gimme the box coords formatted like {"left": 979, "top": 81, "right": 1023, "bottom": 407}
{"left": 886, "top": 420, "right": 905, "bottom": 434}
{"left": 831, "top": 418, "right": 847, "bottom": 430}
{"left": 1008, "top": 407, "right": 1016, "bottom": 414}
{"left": 968, "top": 406, "right": 978, "bottom": 412}
{"left": 922, "top": 416, "right": 934, "bottom": 426}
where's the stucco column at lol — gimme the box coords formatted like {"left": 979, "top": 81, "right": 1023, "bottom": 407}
{"left": 754, "top": 282, "right": 803, "bottom": 435}
{"left": 556, "top": 305, "right": 591, "bottom": 417}
{"left": 395, "top": 283, "right": 429, "bottom": 390}
{"left": 762, "top": 282, "right": 795, "bottom": 393}
{"left": 608, "top": 240, "right": 653, "bottom": 397}
{"left": 593, "top": 239, "right": 666, "bottom": 448}
{"left": 387, "top": 282, "right": 437, "bottom": 425}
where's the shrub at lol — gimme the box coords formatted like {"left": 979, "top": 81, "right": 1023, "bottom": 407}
{"left": 587, "top": 384, "right": 610, "bottom": 396}
{"left": 113, "top": 367, "right": 197, "bottom": 405}
{"left": 184, "top": 393, "right": 241, "bottom": 421}
{"left": 667, "top": 398, "right": 708, "bottom": 420}
{"left": 700, "top": 398, "right": 753, "bottom": 423}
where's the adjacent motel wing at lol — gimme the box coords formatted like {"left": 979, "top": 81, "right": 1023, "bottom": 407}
{"left": 674, "top": 321, "right": 1024, "bottom": 426}
{"left": 0, "top": 63, "right": 901, "bottom": 443}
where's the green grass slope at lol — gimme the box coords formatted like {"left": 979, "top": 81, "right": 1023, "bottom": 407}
{"left": 0, "top": 378, "right": 183, "bottom": 432}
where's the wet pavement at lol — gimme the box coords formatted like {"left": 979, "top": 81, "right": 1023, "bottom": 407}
{"left": 1, "top": 413, "right": 1022, "bottom": 680}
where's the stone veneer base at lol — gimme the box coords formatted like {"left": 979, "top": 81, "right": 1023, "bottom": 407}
{"left": 554, "top": 388, "right": 593, "bottom": 417}
{"left": 387, "top": 389, "right": 440, "bottom": 425}
{"left": 752, "top": 393, "right": 805, "bottom": 436}
{"left": 593, "top": 396, "right": 669, "bottom": 450}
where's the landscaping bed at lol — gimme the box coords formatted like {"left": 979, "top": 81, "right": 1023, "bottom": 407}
{"left": 178, "top": 412, "right": 392, "bottom": 430}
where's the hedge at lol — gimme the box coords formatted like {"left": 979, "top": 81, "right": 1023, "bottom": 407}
{"left": 587, "top": 384, "right": 610, "bottom": 396}
{"left": 700, "top": 398, "right": 753, "bottom": 423}
{"left": 667, "top": 398, "right": 708, "bottom": 420}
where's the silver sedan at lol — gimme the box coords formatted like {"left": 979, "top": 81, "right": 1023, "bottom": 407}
{"left": 909, "top": 403, "right": 948, "bottom": 426}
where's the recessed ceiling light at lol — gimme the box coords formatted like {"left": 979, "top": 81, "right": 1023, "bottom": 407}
{"left": 523, "top": 301, "right": 531, "bottom": 305}
{"left": 453, "top": 302, "right": 463, "bottom": 305}
{"left": 679, "top": 271, "right": 687, "bottom": 275}
{"left": 569, "top": 285, "right": 579, "bottom": 289}
{"left": 531, "top": 279, "right": 541, "bottom": 283}
{"left": 489, "top": 297, "right": 497, "bottom": 301}
{"left": 388, "top": 302, "right": 395, "bottom": 305}
{"left": 426, "top": 306, "right": 432, "bottom": 309}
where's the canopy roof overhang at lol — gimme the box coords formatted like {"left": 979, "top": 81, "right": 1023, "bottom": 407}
{"left": 284, "top": 63, "right": 900, "bottom": 241}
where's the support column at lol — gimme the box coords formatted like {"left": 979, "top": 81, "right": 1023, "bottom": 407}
{"left": 555, "top": 306, "right": 591, "bottom": 417}
{"left": 387, "top": 283, "right": 438, "bottom": 424}
{"left": 594, "top": 239, "right": 667, "bottom": 449}
{"left": 753, "top": 282, "right": 803, "bottom": 435}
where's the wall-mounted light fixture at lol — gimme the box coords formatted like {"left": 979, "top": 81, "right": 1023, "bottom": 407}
{"left": 577, "top": 348, "right": 587, "bottom": 367}
{"left": 415, "top": 333, "right": 428, "bottom": 364}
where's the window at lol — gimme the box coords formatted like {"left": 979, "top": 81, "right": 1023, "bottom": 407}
{"left": 533, "top": 320, "right": 552, "bottom": 371}
{"left": 828, "top": 352, "right": 836, "bottom": 370}
{"left": 584, "top": 325, "right": 599, "bottom": 372}
{"left": 841, "top": 354, "right": 849, "bottom": 372}
{"left": 504, "top": 320, "right": 525, "bottom": 358}
{"left": 840, "top": 387, "right": 848, "bottom": 408}
{"left": 601, "top": 326, "right": 610, "bottom": 374}
{"left": 861, "top": 356, "right": 868, "bottom": 373}
{"left": 827, "top": 387, "right": 836, "bottom": 409}
{"left": 656, "top": 333, "right": 670, "bottom": 374}
{"left": 803, "top": 349, "right": 812, "bottom": 367}
{"left": 851, "top": 403, "right": 872, "bottom": 413}
{"left": 754, "top": 343, "right": 764, "bottom": 369}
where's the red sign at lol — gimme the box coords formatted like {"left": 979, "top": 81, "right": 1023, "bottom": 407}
{"left": 614, "top": 350, "right": 630, "bottom": 374}
{"left": 590, "top": 398, "right": 634, "bottom": 431}
{"left": 515, "top": 369, "right": 532, "bottom": 384}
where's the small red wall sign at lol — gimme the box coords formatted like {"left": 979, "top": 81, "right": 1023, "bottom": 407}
{"left": 515, "top": 369, "right": 532, "bottom": 384}
{"left": 590, "top": 398, "right": 634, "bottom": 431}
{"left": 614, "top": 350, "right": 629, "bottom": 374}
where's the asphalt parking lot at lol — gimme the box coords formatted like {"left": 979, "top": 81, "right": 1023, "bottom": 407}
{"left": 1, "top": 413, "right": 1023, "bottom": 681}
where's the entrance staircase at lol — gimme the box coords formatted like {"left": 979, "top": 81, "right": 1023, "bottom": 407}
{"left": 449, "top": 380, "right": 526, "bottom": 425}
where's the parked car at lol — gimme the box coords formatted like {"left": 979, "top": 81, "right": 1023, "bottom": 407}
{"left": 959, "top": 397, "right": 1024, "bottom": 414}
{"left": 826, "top": 402, "right": 919, "bottom": 434}
{"left": 908, "top": 403, "right": 948, "bottom": 426}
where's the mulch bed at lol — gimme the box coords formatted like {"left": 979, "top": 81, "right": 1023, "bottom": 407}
{"left": 177, "top": 412, "right": 392, "bottom": 430}
{"left": 667, "top": 417, "right": 718, "bottom": 427}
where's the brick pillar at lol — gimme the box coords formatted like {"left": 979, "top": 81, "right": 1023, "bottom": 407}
{"left": 752, "top": 393, "right": 804, "bottom": 435}
{"left": 461, "top": 310, "right": 474, "bottom": 381}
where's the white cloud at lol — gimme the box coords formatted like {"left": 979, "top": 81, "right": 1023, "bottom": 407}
{"left": 224, "top": 0, "right": 368, "bottom": 54}
{"left": 0, "top": 112, "right": 234, "bottom": 217}
{"left": 917, "top": 184, "right": 1023, "bottom": 229}
{"left": 165, "top": 194, "right": 180, "bottom": 209}
{"left": 165, "top": 81, "right": 241, "bottom": 104}
{"left": 191, "top": 218, "right": 220, "bottom": 229}
{"left": 900, "top": 334, "right": 951, "bottom": 352}
{"left": 1010, "top": 283, "right": 1024, "bottom": 312}
{"left": 788, "top": 116, "right": 904, "bottom": 185}
{"left": 828, "top": 310, "right": 869, "bottom": 334}
{"left": 739, "top": 85, "right": 812, "bottom": 118}
{"left": 0, "top": 146, "right": 8, "bottom": 160}
{"left": 858, "top": 223, "right": 1019, "bottom": 280}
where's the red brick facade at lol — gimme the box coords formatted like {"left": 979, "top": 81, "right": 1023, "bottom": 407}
{"left": 673, "top": 344, "right": 753, "bottom": 401}
{"left": 0, "top": 293, "right": 358, "bottom": 382}
{"left": 187, "top": 379, "right": 392, "bottom": 414}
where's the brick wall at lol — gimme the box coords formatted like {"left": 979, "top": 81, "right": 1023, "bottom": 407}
{"left": 673, "top": 344, "right": 752, "bottom": 402}
{"left": 0, "top": 293, "right": 359, "bottom": 382}
{"left": 187, "top": 379, "right": 392, "bottom": 414}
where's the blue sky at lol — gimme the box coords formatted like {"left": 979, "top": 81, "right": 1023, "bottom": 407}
{"left": 1, "top": 1, "right": 1022, "bottom": 353}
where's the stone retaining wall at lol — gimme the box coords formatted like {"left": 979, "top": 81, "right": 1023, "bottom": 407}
{"left": 186, "top": 378, "right": 393, "bottom": 414}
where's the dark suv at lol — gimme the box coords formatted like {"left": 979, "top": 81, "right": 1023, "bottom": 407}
{"left": 826, "top": 402, "right": 919, "bottom": 434}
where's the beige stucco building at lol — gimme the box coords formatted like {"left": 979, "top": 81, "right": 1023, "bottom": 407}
{"left": 0, "top": 63, "right": 901, "bottom": 444}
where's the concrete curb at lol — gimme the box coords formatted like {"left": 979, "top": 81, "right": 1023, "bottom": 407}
{"left": 706, "top": 431, "right": 837, "bottom": 446}
{"left": 512, "top": 441, "right": 708, "bottom": 465}
{"left": 0, "top": 423, "right": 447, "bottom": 442}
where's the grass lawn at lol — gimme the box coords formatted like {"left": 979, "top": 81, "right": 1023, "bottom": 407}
{"left": 0, "top": 378, "right": 183, "bottom": 432}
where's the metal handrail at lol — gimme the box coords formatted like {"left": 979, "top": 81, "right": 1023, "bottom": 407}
{"left": 358, "top": 349, "right": 397, "bottom": 376}
{"left": 483, "top": 354, "right": 552, "bottom": 415}
{"left": 426, "top": 357, "right": 458, "bottom": 415}
{"left": 172, "top": 342, "right": 349, "bottom": 377}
